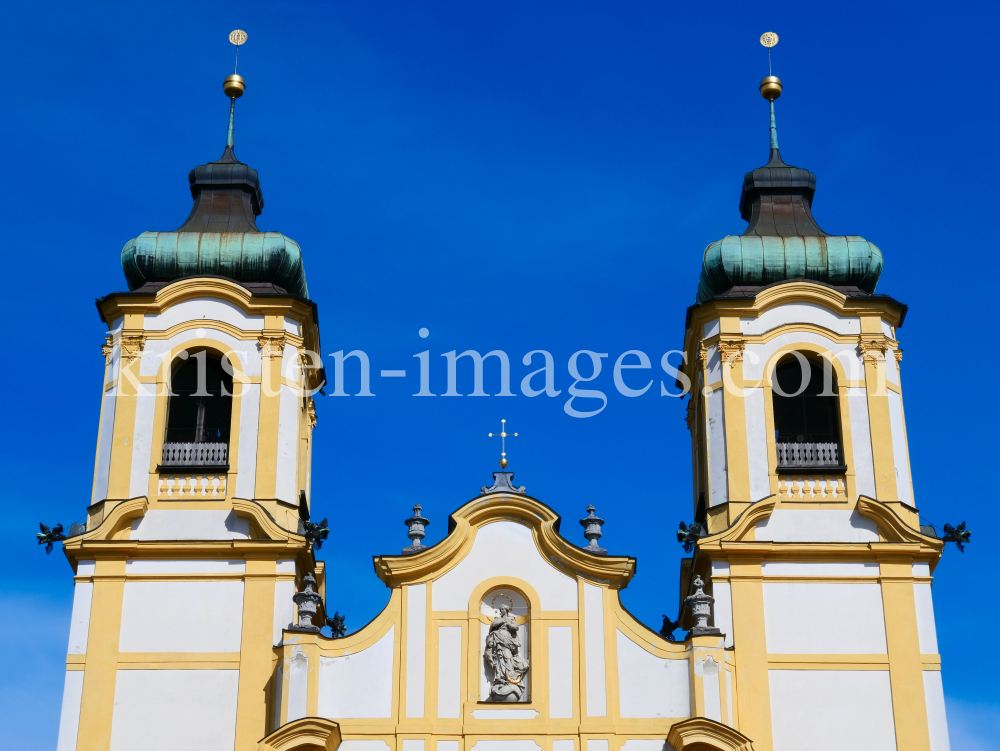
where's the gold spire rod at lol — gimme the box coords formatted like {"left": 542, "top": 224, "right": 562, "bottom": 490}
{"left": 488, "top": 419, "right": 518, "bottom": 470}
{"left": 223, "top": 30, "right": 248, "bottom": 149}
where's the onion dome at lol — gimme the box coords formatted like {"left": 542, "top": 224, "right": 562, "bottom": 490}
{"left": 695, "top": 78, "right": 883, "bottom": 303}
{"left": 119, "top": 63, "right": 309, "bottom": 299}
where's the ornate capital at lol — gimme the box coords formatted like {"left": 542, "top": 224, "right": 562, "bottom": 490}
{"left": 258, "top": 334, "right": 287, "bottom": 359}
{"left": 685, "top": 398, "right": 696, "bottom": 430}
{"left": 307, "top": 398, "right": 317, "bottom": 430}
{"left": 695, "top": 343, "right": 708, "bottom": 368}
{"left": 716, "top": 339, "right": 746, "bottom": 364}
{"left": 101, "top": 334, "right": 113, "bottom": 364}
{"left": 857, "top": 335, "right": 898, "bottom": 362}
{"left": 893, "top": 348, "right": 903, "bottom": 364}
{"left": 120, "top": 335, "right": 145, "bottom": 364}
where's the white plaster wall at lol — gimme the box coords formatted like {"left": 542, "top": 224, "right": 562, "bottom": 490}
{"left": 914, "top": 579, "right": 939, "bottom": 654}
{"left": 764, "top": 582, "right": 887, "bottom": 654}
{"left": 549, "top": 626, "right": 574, "bottom": 718}
{"left": 275, "top": 383, "right": 300, "bottom": 503}
{"left": 848, "top": 387, "right": 877, "bottom": 498}
{"left": 406, "top": 583, "right": 426, "bottom": 718}
{"left": 109, "top": 669, "right": 239, "bottom": 751}
{"left": 433, "top": 521, "right": 578, "bottom": 611}
{"left": 144, "top": 298, "right": 265, "bottom": 331}
{"left": 705, "top": 345, "right": 721, "bottom": 384}
{"left": 318, "top": 625, "right": 395, "bottom": 718}
{"left": 620, "top": 742, "right": 671, "bottom": 751}
{"left": 887, "top": 390, "right": 913, "bottom": 506}
{"left": 762, "top": 561, "right": 879, "bottom": 578}
{"left": 287, "top": 648, "right": 308, "bottom": 722}
{"left": 616, "top": 630, "right": 690, "bottom": 718}
{"left": 403, "top": 740, "right": 425, "bottom": 751}
{"left": 283, "top": 316, "right": 302, "bottom": 335}
{"left": 130, "top": 510, "right": 250, "bottom": 540}
{"left": 92, "top": 385, "right": 117, "bottom": 503}
{"left": 588, "top": 740, "right": 609, "bottom": 751}
{"left": 755, "top": 510, "right": 878, "bottom": 543}
{"left": 125, "top": 559, "right": 246, "bottom": 574}
{"left": 769, "top": 669, "right": 897, "bottom": 751}
{"left": 472, "top": 742, "right": 541, "bottom": 751}
{"left": 128, "top": 385, "right": 157, "bottom": 497}
{"left": 437, "top": 626, "right": 463, "bottom": 718}
{"left": 235, "top": 382, "right": 260, "bottom": 498}
{"left": 703, "top": 319, "right": 720, "bottom": 338}
{"left": 56, "top": 670, "right": 84, "bottom": 751}
{"left": 553, "top": 741, "right": 575, "bottom": 751}
{"left": 340, "top": 743, "right": 391, "bottom": 751}
{"left": 439, "top": 742, "right": 460, "bottom": 751}
{"left": 923, "top": 671, "right": 951, "bottom": 751}
{"left": 698, "top": 656, "right": 722, "bottom": 723}
{"left": 274, "top": 579, "right": 296, "bottom": 645}
{"left": 711, "top": 560, "right": 733, "bottom": 648}
{"left": 140, "top": 329, "right": 262, "bottom": 378}
{"left": 119, "top": 581, "right": 244, "bottom": 652}
{"left": 740, "top": 304, "right": 861, "bottom": 337}
{"left": 584, "top": 583, "right": 607, "bottom": 717}
{"left": 744, "top": 387, "right": 771, "bottom": 502}
{"left": 706, "top": 388, "right": 728, "bottom": 507}
{"left": 67, "top": 582, "right": 93, "bottom": 654}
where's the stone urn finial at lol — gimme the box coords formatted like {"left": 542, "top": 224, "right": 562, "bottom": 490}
{"left": 684, "top": 574, "right": 722, "bottom": 636}
{"left": 580, "top": 505, "right": 607, "bottom": 556}
{"left": 402, "top": 504, "right": 430, "bottom": 555}
{"left": 289, "top": 572, "right": 323, "bottom": 633}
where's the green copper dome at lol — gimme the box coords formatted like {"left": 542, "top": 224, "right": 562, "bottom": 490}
{"left": 695, "top": 126, "right": 885, "bottom": 302}
{"left": 696, "top": 234, "right": 882, "bottom": 304}
{"left": 119, "top": 140, "right": 309, "bottom": 299}
{"left": 122, "top": 230, "right": 308, "bottom": 299}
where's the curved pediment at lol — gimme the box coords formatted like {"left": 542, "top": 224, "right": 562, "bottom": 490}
{"left": 374, "top": 492, "right": 636, "bottom": 591}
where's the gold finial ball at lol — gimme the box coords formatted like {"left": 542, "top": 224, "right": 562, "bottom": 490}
{"left": 224, "top": 74, "right": 246, "bottom": 98}
{"left": 500, "top": 457, "right": 508, "bottom": 469}
{"left": 760, "top": 75, "right": 782, "bottom": 101}
{"left": 760, "top": 31, "right": 778, "bottom": 48}
{"left": 229, "top": 29, "right": 248, "bottom": 46}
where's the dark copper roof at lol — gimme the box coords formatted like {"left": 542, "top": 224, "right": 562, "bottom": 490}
{"left": 739, "top": 148, "right": 824, "bottom": 237}
{"left": 175, "top": 145, "right": 264, "bottom": 233}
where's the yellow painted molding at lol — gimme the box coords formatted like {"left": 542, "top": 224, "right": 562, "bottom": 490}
{"left": 667, "top": 717, "right": 755, "bottom": 751}
{"left": 855, "top": 496, "right": 942, "bottom": 549}
{"left": 72, "top": 497, "right": 149, "bottom": 544}
{"left": 373, "top": 494, "right": 636, "bottom": 589}
{"left": 258, "top": 717, "right": 342, "bottom": 751}
{"left": 232, "top": 498, "right": 308, "bottom": 543}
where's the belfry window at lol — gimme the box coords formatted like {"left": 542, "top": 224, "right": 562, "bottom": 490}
{"left": 771, "top": 354, "right": 844, "bottom": 469}
{"left": 161, "top": 352, "right": 233, "bottom": 468}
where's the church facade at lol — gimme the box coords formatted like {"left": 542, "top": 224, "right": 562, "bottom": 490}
{"left": 54, "top": 65, "right": 950, "bottom": 751}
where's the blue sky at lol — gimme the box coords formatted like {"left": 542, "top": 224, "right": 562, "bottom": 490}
{"left": 1, "top": 1, "right": 997, "bottom": 748}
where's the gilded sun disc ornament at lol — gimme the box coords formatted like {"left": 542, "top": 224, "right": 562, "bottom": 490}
{"left": 760, "top": 31, "right": 778, "bottom": 48}
{"left": 229, "top": 29, "right": 248, "bottom": 46}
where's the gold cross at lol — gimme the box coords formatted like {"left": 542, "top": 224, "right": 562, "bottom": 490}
{"left": 488, "top": 419, "right": 518, "bottom": 469}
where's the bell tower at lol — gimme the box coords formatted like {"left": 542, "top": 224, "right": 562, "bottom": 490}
{"left": 56, "top": 33, "right": 324, "bottom": 751}
{"left": 677, "top": 41, "right": 951, "bottom": 751}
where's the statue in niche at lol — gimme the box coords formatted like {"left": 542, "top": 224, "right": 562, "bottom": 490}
{"left": 485, "top": 602, "right": 529, "bottom": 702}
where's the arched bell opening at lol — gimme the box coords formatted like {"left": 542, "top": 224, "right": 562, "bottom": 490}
{"left": 161, "top": 350, "right": 234, "bottom": 469}
{"left": 770, "top": 353, "right": 845, "bottom": 471}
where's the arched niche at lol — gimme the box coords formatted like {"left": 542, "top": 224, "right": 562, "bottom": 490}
{"left": 480, "top": 585, "right": 531, "bottom": 703}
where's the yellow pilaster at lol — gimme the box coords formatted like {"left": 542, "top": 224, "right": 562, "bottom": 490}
{"left": 256, "top": 325, "right": 286, "bottom": 498}
{"left": 729, "top": 558, "right": 772, "bottom": 751}
{"left": 105, "top": 325, "right": 145, "bottom": 499}
{"left": 860, "top": 318, "right": 899, "bottom": 504}
{"left": 235, "top": 557, "right": 278, "bottom": 751}
{"left": 878, "top": 553, "right": 931, "bottom": 751}
{"left": 719, "top": 339, "right": 750, "bottom": 521}
{"left": 76, "top": 557, "right": 127, "bottom": 751}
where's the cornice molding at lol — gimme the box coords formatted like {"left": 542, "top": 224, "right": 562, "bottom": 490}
{"left": 257, "top": 717, "right": 341, "bottom": 751}
{"left": 373, "top": 493, "right": 636, "bottom": 589}
{"left": 667, "top": 717, "right": 756, "bottom": 750}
